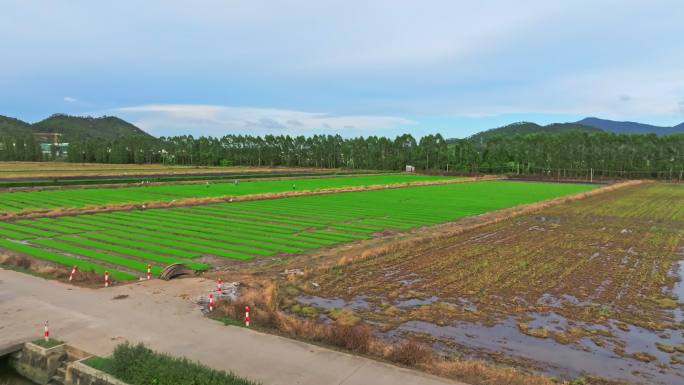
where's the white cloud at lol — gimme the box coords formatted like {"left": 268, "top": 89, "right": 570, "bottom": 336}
{"left": 3, "top": 0, "right": 684, "bottom": 129}
{"left": 392, "top": 65, "right": 684, "bottom": 121}
{"left": 113, "top": 104, "right": 416, "bottom": 137}
{"left": 521, "top": 67, "right": 684, "bottom": 119}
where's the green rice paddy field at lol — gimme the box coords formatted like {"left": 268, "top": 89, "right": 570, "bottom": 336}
{"left": 0, "top": 174, "right": 451, "bottom": 213}
{"left": 0, "top": 181, "right": 596, "bottom": 281}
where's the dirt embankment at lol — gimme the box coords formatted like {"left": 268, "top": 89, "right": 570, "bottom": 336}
{"left": 0, "top": 162, "right": 326, "bottom": 179}
{"left": 0, "top": 252, "right": 105, "bottom": 287}
{"left": 0, "top": 175, "right": 500, "bottom": 221}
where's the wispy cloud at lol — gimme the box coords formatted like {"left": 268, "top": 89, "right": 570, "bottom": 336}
{"left": 114, "top": 104, "right": 416, "bottom": 137}
{"left": 2, "top": 1, "right": 684, "bottom": 132}
{"left": 63, "top": 96, "right": 77, "bottom": 102}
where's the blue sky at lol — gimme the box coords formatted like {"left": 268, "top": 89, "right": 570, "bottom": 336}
{"left": 1, "top": 0, "right": 683, "bottom": 138}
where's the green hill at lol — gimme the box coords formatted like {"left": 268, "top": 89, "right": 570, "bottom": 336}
{"left": 32, "top": 114, "right": 153, "bottom": 140}
{"left": 0, "top": 115, "right": 34, "bottom": 137}
{"left": 576, "top": 117, "right": 683, "bottom": 135}
{"left": 0, "top": 114, "right": 153, "bottom": 141}
{"left": 468, "top": 121, "right": 602, "bottom": 142}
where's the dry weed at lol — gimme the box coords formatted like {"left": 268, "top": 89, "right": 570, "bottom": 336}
{"left": 387, "top": 339, "right": 433, "bottom": 366}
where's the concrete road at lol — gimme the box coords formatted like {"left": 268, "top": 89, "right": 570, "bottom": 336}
{"left": 0, "top": 269, "right": 463, "bottom": 385}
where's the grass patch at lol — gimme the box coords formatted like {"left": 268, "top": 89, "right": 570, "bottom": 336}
{"left": 85, "top": 342, "right": 258, "bottom": 385}
{"left": 631, "top": 351, "right": 656, "bottom": 363}
{"left": 217, "top": 316, "right": 245, "bottom": 327}
{"left": 32, "top": 338, "right": 63, "bottom": 348}
{"left": 655, "top": 342, "right": 676, "bottom": 353}
{"left": 654, "top": 297, "right": 678, "bottom": 309}
{"left": 326, "top": 308, "right": 361, "bottom": 325}
{"left": 83, "top": 356, "right": 114, "bottom": 372}
{"left": 290, "top": 303, "right": 319, "bottom": 318}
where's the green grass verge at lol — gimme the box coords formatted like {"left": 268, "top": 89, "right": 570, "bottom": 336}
{"left": 84, "top": 342, "right": 259, "bottom": 385}
{"left": 32, "top": 338, "right": 64, "bottom": 348}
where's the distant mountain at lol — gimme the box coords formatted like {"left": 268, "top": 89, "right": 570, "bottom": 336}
{"left": 576, "top": 117, "right": 683, "bottom": 135}
{"left": 468, "top": 121, "right": 601, "bottom": 142}
{"left": 0, "top": 116, "right": 33, "bottom": 137}
{"left": 0, "top": 114, "right": 153, "bottom": 141}
{"left": 32, "top": 114, "right": 153, "bottom": 140}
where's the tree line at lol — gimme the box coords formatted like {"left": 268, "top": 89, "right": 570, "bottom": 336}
{"left": 1, "top": 131, "right": 682, "bottom": 179}
{"left": 0, "top": 135, "right": 43, "bottom": 161}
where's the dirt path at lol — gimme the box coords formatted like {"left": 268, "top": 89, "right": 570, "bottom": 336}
{"left": 0, "top": 269, "right": 464, "bottom": 385}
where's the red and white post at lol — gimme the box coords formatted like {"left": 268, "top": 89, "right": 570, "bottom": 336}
{"left": 208, "top": 293, "right": 214, "bottom": 312}
{"left": 245, "top": 305, "right": 250, "bottom": 327}
{"left": 44, "top": 321, "right": 49, "bottom": 342}
{"left": 147, "top": 264, "right": 152, "bottom": 280}
{"left": 68, "top": 266, "right": 77, "bottom": 282}
{"left": 104, "top": 271, "right": 110, "bottom": 288}
{"left": 217, "top": 278, "right": 222, "bottom": 292}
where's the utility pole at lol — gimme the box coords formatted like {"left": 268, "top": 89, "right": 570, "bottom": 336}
{"left": 590, "top": 168, "right": 593, "bottom": 183}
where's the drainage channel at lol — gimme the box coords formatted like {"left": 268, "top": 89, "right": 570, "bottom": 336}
{"left": 0, "top": 355, "right": 34, "bottom": 385}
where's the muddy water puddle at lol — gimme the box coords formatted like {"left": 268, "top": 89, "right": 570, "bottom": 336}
{"left": 296, "top": 294, "right": 370, "bottom": 310}
{"left": 395, "top": 295, "right": 440, "bottom": 308}
{"left": 673, "top": 257, "right": 684, "bottom": 326}
{"left": 673, "top": 258, "right": 684, "bottom": 303}
{"left": 390, "top": 311, "right": 683, "bottom": 385}
{"left": 298, "top": 290, "right": 683, "bottom": 384}
{"left": 385, "top": 253, "right": 684, "bottom": 384}
{"left": 297, "top": 254, "right": 684, "bottom": 385}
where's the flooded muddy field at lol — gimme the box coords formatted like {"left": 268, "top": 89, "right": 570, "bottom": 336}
{"left": 293, "top": 290, "right": 683, "bottom": 384}
{"left": 391, "top": 312, "right": 683, "bottom": 384}
{"left": 283, "top": 183, "right": 684, "bottom": 384}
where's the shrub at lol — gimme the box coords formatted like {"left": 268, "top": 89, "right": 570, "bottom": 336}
{"left": 216, "top": 299, "right": 276, "bottom": 329}
{"left": 94, "top": 342, "right": 258, "bottom": 385}
{"left": 326, "top": 323, "right": 372, "bottom": 354}
{"left": 11, "top": 255, "right": 32, "bottom": 269}
{"left": 387, "top": 339, "right": 433, "bottom": 366}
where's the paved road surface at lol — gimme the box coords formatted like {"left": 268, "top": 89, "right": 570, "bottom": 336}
{"left": 0, "top": 269, "right": 463, "bottom": 385}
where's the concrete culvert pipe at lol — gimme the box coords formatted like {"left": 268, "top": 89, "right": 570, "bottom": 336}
{"left": 160, "top": 263, "right": 192, "bottom": 280}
